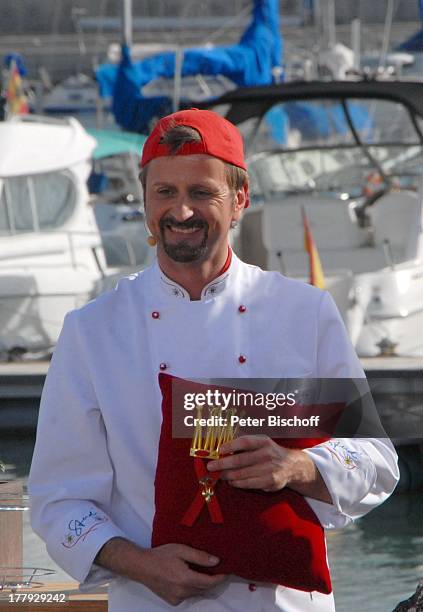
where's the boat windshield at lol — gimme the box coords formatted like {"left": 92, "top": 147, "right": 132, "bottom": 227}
{"left": 231, "top": 96, "right": 423, "bottom": 201}
{"left": 0, "top": 171, "right": 76, "bottom": 235}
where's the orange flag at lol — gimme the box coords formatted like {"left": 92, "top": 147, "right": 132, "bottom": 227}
{"left": 6, "top": 60, "right": 29, "bottom": 115}
{"left": 302, "top": 206, "right": 326, "bottom": 289}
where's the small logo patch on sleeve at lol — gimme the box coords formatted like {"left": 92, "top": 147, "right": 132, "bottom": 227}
{"left": 327, "top": 440, "right": 360, "bottom": 470}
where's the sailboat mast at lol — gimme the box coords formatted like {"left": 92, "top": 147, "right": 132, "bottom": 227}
{"left": 121, "top": 0, "right": 133, "bottom": 48}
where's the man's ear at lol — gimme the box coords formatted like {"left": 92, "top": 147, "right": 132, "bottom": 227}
{"left": 233, "top": 183, "right": 249, "bottom": 220}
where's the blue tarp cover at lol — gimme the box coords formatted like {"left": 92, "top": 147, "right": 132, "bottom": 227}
{"left": 285, "top": 102, "right": 373, "bottom": 140}
{"left": 261, "top": 100, "right": 373, "bottom": 146}
{"left": 397, "top": 2, "right": 423, "bottom": 52}
{"left": 397, "top": 28, "right": 423, "bottom": 51}
{"left": 96, "top": 0, "right": 282, "bottom": 133}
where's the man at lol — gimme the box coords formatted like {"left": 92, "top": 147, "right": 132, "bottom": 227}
{"left": 29, "top": 109, "right": 399, "bottom": 611}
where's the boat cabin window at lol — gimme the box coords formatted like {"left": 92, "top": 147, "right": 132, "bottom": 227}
{"left": 234, "top": 96, "right": 423, "bottom": 202}
{"left": 5, "top": 177, "right": 34, "bottom": 232}
{"left": 237, "top": 98, "right": 422, "bottom": 154}
{"left": 0, "top": 172, "right": 76, "bottom": 234}
{"left": 345, "top": 99, "right": 420, "bottom": 145}
{"left": 32, "top": 172, "right": 75, "bottom": 228}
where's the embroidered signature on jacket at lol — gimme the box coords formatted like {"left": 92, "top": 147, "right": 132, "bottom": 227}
{"left": 62, "top": 509, "right": 108, "bottom": 548}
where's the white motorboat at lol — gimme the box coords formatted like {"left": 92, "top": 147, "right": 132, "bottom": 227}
{"left": 208, "top": 80, "right": 423, "bottom": 357}
{"left": 0, "top": 115, "right": 150, "bottom": 358}
{"left": 42, "top": 73, "right": 106, "bottom": 115}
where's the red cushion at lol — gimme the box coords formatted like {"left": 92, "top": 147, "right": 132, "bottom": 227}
{"left": 151, "top": 373, "right": 333, "bottom": 594}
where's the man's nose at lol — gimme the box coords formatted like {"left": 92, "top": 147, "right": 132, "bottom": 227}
{"left": 169, "top": 196, "right": 195, "bottom": 222}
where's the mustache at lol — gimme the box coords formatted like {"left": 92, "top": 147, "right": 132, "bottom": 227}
{"left": 159, "top": 217, "right": 207, "bottom": 231}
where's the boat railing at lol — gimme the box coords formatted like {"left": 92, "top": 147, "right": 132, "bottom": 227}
{"left": 96, "top": 229, "right": 138, "bottom": 268}
{"left": 62, "top": 228, "right": 139, "bottom": 269}
{"left": 0, "top": 228, "right": 140, "bottom": 271}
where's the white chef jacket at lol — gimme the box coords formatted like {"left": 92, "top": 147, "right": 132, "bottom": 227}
{"left": 28, "top": 253, "right": 399, "bottom": 612}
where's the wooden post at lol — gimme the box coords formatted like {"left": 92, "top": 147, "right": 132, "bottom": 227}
{"left": 0, "top": 481, "right": 24, "bottom": 583}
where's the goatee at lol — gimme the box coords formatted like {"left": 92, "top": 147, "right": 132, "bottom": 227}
{"left": 159, "top": 217, "right": 209, "bottom": 263}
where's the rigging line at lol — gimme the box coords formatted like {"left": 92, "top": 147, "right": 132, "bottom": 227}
{"left": 181, "top": 0, "right": 198, "bottom": 20}
{"left": 201, "top": 3, "right": 253, "bottom": 46}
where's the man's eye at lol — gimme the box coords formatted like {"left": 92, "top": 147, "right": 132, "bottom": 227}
{"left": 157, "top": 188, "right": 172, "bottom": 195}
{"left": 193, "top": 190, "right": 211, "bottom": 197}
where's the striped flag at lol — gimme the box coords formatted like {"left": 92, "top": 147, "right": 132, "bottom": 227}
{"left": 6, "top": 60, "right": 29, "bottom": 115}
{"left": 302, "top": 206, "right": 326, "bottom": 289}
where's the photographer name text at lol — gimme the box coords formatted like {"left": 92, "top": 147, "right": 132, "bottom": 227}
{"left": 184, "top": 414, "right": 320, "bottom": 428}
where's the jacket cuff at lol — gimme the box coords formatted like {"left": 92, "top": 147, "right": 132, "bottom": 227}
{"left": 303, "top": 440, "right": 376, "bottom": 520}
{"left": 305, "top": 497, "right": 351, "bottom": 529}
{"left": 44, "top": 505, "right": 127, "bottom": 583}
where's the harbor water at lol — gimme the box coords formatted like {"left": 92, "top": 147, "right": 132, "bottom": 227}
{"left": 1, "top": 431, "right": 422, "bottom": 611}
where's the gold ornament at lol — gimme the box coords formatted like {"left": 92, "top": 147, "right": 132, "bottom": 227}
{"left": 190, "top": 404, "right": 241, "bottom": 460}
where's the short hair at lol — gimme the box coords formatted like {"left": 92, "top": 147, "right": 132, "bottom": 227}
{"left": 139, "top": 123, "right": 248, "bottom": 192}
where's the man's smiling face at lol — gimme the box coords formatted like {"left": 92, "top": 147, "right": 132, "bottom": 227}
{"left": 144, "top": 154, "right": 245, "bottom": 266}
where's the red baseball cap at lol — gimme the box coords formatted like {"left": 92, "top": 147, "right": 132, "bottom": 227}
{"left": 141, "top": 108, "right": 247, "bottom": 171}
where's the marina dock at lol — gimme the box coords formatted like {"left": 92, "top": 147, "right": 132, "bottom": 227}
{"left": 1, "top": 358, "right": 422, "bottom": 431}
{"left": 361, "top": 357, "right": 423, "bottom": 376}
{"left": 0, "top": 362, "right": 48, "bottom": 430}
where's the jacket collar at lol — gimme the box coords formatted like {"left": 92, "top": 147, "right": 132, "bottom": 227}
{"left": 156, "top": 251, "right": 238, "bottom": 301}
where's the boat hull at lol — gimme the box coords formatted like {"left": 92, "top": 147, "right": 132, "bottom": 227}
{"left": 0, "top": 268, "right": 96, "bottom": 355}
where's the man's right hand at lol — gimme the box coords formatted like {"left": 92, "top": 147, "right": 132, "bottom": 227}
{"left": 95, "top": 537, "right": 227, "bottom": 606}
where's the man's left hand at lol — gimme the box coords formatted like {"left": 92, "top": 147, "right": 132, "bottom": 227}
{"left": 207, "top": 435, "right": 332, "bottom": 502}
